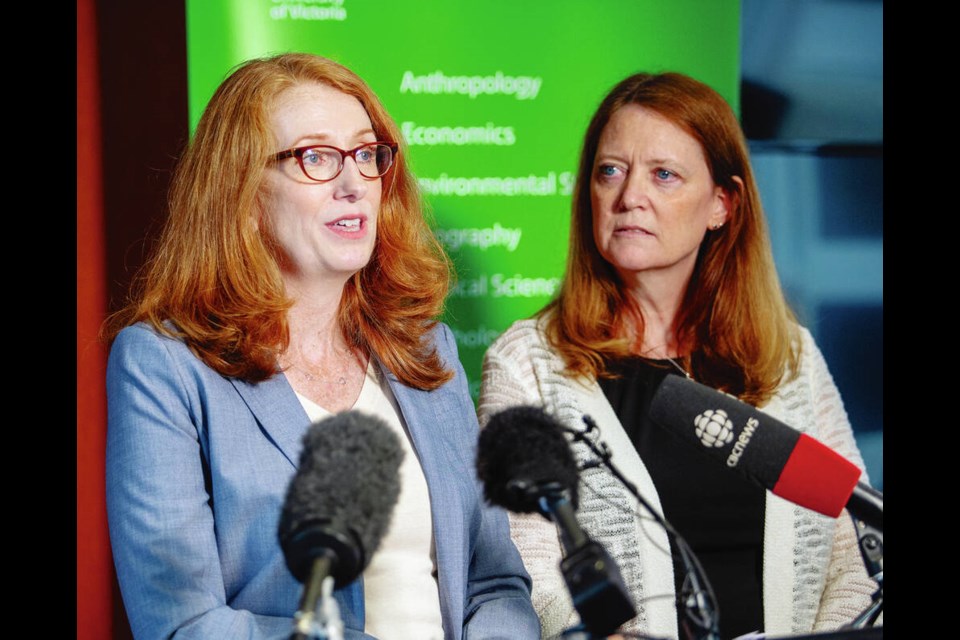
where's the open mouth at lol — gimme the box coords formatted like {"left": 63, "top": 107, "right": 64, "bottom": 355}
{"left": 330, "top": 217, "right": 362, "bottom": 231}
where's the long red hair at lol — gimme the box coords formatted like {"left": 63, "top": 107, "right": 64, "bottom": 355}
{"left": 544, "top": 72, "right": 798, "bottom": 405}
{"left": 102, "top": 53, "right": 453, "bottom": 390}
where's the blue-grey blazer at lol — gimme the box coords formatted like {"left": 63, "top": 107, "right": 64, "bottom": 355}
{"left": 105, "top": 322, "right": 539, "bottom": 640}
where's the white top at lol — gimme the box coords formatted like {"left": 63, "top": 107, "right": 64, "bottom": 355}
{"left": 296, "top": 362, "right": 444, "bottom": 640}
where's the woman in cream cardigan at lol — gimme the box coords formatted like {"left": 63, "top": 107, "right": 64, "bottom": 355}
{"left": 478, "top": 72, "right": 877, "bottom": 639}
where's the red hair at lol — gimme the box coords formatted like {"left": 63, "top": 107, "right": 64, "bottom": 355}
{"left": 102, "top": 53, "right": 452, "bottom": 390}
{"left": 545, "top": 72, "right": 798, "bottom": 405}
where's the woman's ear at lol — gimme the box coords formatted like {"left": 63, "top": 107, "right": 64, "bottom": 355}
{"left": 709, "top": 176, "right": 743, "bottom": 230}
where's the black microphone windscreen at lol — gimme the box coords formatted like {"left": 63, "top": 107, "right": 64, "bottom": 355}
{"left": 649, "top": 375, "right": 798, "bottom": 489}
{"left": 278, "top": 410, "right": 404, "bottom": 587}
{"left": 649, "top": 375, "right": 861, "bottom": 518}
{"left": 477, "top": 405, "right": 579, "bottom": 513}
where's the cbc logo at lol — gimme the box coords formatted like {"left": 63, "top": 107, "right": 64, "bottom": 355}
{"left": 694, "top": 409, "right": 734, "bottom": 448}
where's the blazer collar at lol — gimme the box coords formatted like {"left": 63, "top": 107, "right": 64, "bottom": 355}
{"left": 229, "top": 371, "right": 310, "bottom": 469}
{"left": 378, "top": 362, "right": 439, "bottom": 461}
{"left": 226, "top": 363, "right": 457, "bottom": 472}
{"left": 378, "top": 361, "right": 468, "bottom": 638}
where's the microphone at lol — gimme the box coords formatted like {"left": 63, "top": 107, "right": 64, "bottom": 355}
{"left": 278, "top": 411, "right": 404, "bottom": 639}
{"left": 648, "top": 375, "right": 881, "bottom": 531}
{"left": 477, "top": 406, "right": 636, "bottom": 638}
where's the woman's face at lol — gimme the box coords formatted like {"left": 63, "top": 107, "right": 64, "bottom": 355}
{"left": 261, "top": 82, "right": 382, "bottom": 283}
{"left": 591, "top": 104, "right": 730, "bottom": 288}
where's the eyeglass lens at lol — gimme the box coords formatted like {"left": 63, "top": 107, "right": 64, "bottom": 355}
{"left": 301, "top": 144, "right": 394, "bottom": 181}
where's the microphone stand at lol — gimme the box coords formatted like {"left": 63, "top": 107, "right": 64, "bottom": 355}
{"left": 290, "top": 562, "right": 344, "bottom": 640}
{"left": 508, "top": 478, "right": 637, "bottom": 639}
{"left": 567, "top": 415, "right": 721, "bottom": 640}
{"left": 847, "top": 515, "right": 883, "bottom": 628}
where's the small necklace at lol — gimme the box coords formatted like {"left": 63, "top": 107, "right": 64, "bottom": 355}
{"left": 639, "top": 343, "right": 693, "bottom": 380}
{"left": 296, "top": 367, "right": 347, "bottom": 386}
{"left": 285, "top": 347, "right": 361, "bottom": 386}
{"left": 662, "top": 355, "right": 692, "bottom": 380}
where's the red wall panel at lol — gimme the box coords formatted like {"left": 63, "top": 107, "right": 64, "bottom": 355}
{"left": 77, "top": 0, "right": 111, "bottom": 637}
{"left": 79, "top": 1, "right": 187, "bottom": 637}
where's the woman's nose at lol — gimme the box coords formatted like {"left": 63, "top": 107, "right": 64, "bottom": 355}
{"left": 619, "top": 172, "right": 649, "bottom": 211}
{"left": 333, "top": 155, "right": 370, "bottom": 200}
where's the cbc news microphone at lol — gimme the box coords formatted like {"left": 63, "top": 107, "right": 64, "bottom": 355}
{"left": 648, "top": 375, "right": 882, "bottom": 531}
{"left": 278, "top": 411, "right": 404, "bottom": 639}
{"left": 477, "top": 405, "right": 636, "bottom": 638}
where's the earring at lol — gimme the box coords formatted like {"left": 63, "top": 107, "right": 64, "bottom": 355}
{"left": 710, "top": 222, "right": 724, "bottom": 230}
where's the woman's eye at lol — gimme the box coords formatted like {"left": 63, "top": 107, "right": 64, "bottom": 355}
{"left": 302, "top": 150, "right": 327, "bottom": 166}
{"left": 355, "top": 147, "right": 375, "bottom": 164}
{"left": 598, "top": 165, "right": 621, "bottom": 179}
{"left": 655, "top": 168, "right": 677, "bottom": 181}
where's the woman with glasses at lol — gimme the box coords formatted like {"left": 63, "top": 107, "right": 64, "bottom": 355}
{"left": 478, "top": 72, "right": 877, "bottom": 639}
{"left": 102, "top": 53, "right": 539, "bottom": 640}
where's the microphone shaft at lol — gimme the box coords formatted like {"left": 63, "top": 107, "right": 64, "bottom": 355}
{"left": 847, "top": 482, "right": 883, "bottom": 531}
{"left": 291, "top": 554, "right": 334, "bottom": 640}
{"left": 539, "top": 494, "right": 589, "bottom": 551}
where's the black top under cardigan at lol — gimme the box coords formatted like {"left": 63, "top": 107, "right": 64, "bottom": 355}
{"left": 599, "top": 358, "right": 766, "bottom": 640}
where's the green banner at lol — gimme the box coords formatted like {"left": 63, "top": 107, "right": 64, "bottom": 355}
{"left": 186, "top": 0, "right": 741, "bottom": 399}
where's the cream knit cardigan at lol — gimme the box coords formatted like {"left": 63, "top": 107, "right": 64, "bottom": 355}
{"left": 477, "top": 316, "right": 878, "bottom": 639}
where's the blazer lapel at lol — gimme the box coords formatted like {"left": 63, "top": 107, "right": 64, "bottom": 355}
{"left": 229, "top": 372, "right": 311, "bottom": 468}
{"left": 380, "top": 362, "right": 467, "bottom": 640}
{"left": 379, "top": 362, "right": 463, "bottom": 501}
